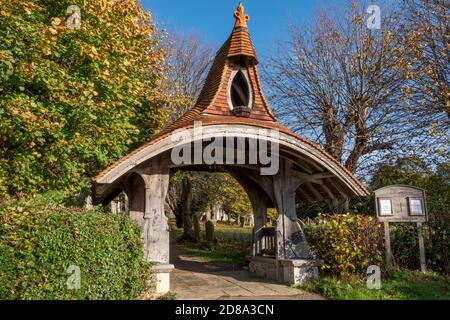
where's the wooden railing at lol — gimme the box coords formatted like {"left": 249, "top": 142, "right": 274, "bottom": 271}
{"left": 253, "top": 227, "right": 277, "bottom": 257}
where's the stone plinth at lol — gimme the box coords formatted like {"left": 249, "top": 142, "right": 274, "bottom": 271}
{"left": 151, "top": 264, "right": 174, "bottom": 294}
{"left": 280, "top": 259, "right": 322, "bottom": 285}
{"left": 248, "top": 256, "right": 281, "bottom": 282}
{"left": 248, "top": 256, "right": 322, "bottom": 285}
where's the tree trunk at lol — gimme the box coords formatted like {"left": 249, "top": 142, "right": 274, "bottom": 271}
{"left": 240, "top": 216, "right": 245, "bottom": 228}
{"left": 193, "top": 213, "right": 201, "bottom": 242}
{"left": 166, "top": 182, "right": 184, "bottom": 228}
{"left": 174, "top": 206, "right": 183, "bottom": 229}
{"left": 180, "top": 177, "right": 195, "bottom": 241}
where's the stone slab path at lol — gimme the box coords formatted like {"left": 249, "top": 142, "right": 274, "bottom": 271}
{"left": 170, "top": 244, "right": 323, "bottom": 300}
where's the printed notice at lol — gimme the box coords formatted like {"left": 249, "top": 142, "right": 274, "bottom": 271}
{"left": 379, "top": 199, "right": 393, "bottom": 215}
{"left": 409, "top": 199, "right": 424, "bottom": 215}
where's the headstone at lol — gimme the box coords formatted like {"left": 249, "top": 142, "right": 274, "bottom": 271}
{"left": 85, "top": 196, "right": 94, "bottom": 210}
{"left": 246, "top": 213, "right": 255, "bottom": 227}
{"left": 205, "top": 221, "right": 215, "bottom": 243}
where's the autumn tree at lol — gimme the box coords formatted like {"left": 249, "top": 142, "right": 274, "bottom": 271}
{"left": 402, "top": 0, "right": 449, "bottom": 126}
{"left": 264, "top": 1, "right": 415, "bottom": 175}
{"left": 192, "top": 173, "right": 252, "bottom": 224}
{"left": 218, "top": 174, "right": 252, "bottom": 223}
{"left": 0, "top": 0, "right": 168, "bottom": 198}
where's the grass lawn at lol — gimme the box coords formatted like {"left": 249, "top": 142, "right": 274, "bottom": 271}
{"left": 297, "top": 270, "right": 450, "bottom": 300}
{"left": 171, "top": 222, "right": 253, "bottom": 265}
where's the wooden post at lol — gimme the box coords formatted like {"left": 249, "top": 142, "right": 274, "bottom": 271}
{"left": 243, "top": 182, "right": 268, "bottom": 257}
{"left": 384, "top": 221, "right": 393, "bottom": 270}
{"left": 139, "top": 161, "right": 170, "bottom": 264}
{"left": 273, "top": 160, "right": 311, "bottom": 260}
{"left": 417, "top": 222, "right": 427, "bottom": 273}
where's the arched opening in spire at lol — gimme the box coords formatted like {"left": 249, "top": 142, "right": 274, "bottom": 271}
{"left": 231, "top": 70, "right": 250, "bottom": 108}
{"left": 229, "top": 68, "right": 252, "bottom": 116}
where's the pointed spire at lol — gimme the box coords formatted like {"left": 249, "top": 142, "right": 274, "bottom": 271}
{"left": 234, "top": 3, "right": 249, "bottom": 28}
{"left": 227, "top": 3, "right": 258, "bottom": 64}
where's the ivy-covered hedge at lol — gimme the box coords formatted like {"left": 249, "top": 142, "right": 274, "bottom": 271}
{"left": 390, "top": 222, "right": 450, "bottom": 275}
{"left": 303, "top": 214, "right": 384, "bottom": 276}
{"left": 0, "top": 193, "right": 150, "bottom": 300}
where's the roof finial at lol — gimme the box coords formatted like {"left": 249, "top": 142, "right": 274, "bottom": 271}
{"left": 234, "top": 3, "right": 249, "bottom": 28}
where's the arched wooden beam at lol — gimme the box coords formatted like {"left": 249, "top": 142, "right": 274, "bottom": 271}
{"left": 93, "top": 125, "right": 368, "bottom": 203}
{"left": 100, "top": 188, "right": 123, "bottom": 207}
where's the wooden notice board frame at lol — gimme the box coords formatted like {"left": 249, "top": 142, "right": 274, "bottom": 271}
{"left": 374, "top": 185, "right": 428, "bottom": 272}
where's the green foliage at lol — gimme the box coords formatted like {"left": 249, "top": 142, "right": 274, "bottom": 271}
{"left": 297, "top": 271, "right": 450, "bottom": 300}
{"left": 426, "top": 220, "right": 450, "bottom": 274}
{"left": 303, "top": 214, "right": 384, "bottom": 276}
{"left": 0, "top": 0, "right": 168, "bottom": 197}
{"left": 189, "top": 173, "right": 252, "bottom": 220}
{"left": 267, "top": 208, "right": 278, "bottom": 225}
{"left": 390, "top": 224, "right": 421, "bottom": 270}
{"left": 219, "top": 175, "right": 252, "bottom": 219}
{"left": 388, "top": 222, "right": 450, "bottom": 275}
{"left": 156, "top": 291, "right": 177, "bottom": 300}
{"left": 0, "top": 192, "right": 150, "bottom": 300}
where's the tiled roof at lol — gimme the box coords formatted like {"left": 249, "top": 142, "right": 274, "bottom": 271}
{"left": 228, "top": 27, "right": 258, "bottom": 63}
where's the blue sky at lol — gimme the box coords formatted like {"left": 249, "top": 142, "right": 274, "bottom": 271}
{"left": 142, "top": 0, "right": 347, "bottom": 57}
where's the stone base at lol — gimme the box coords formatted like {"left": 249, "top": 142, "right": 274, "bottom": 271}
{"left": 151, "top": 264, "right": 174, "bottom": 294}
{"left": 280, "top": 259, "right": 322, "bottom": 285}
{"left": 249, "top": 256, "right": 280, "bottom": 281}
{"left": 248, "top": 256, "right": 322, "bottom": 285}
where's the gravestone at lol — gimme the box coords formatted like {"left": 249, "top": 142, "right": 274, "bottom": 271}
{"left": 205, "top": 221, "right": 215, "bottom": 244}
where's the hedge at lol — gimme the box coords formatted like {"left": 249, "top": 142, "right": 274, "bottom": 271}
{"left": 391, "top": 221, "right": 450, "bottom": 275}
{"left": 303, "top": 214, "right": 384, "bottom": 276}
{"left": 0, "top": 193, "right": 150, "bottom": 300}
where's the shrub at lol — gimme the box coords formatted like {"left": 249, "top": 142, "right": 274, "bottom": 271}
{"left": 391, "top": 221, "right": 450, "bottom": 275}
{"left": 427, "top": 220, "right": 450, "bottom": 275}
{"left": 0, "top": 192, "right": 150, "bottom": 300}
{"left": 390, "top": 223, "right": 420, "bottom": 270}
{"left": 303, "top": 214, "right": 384, "bottom": 276}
